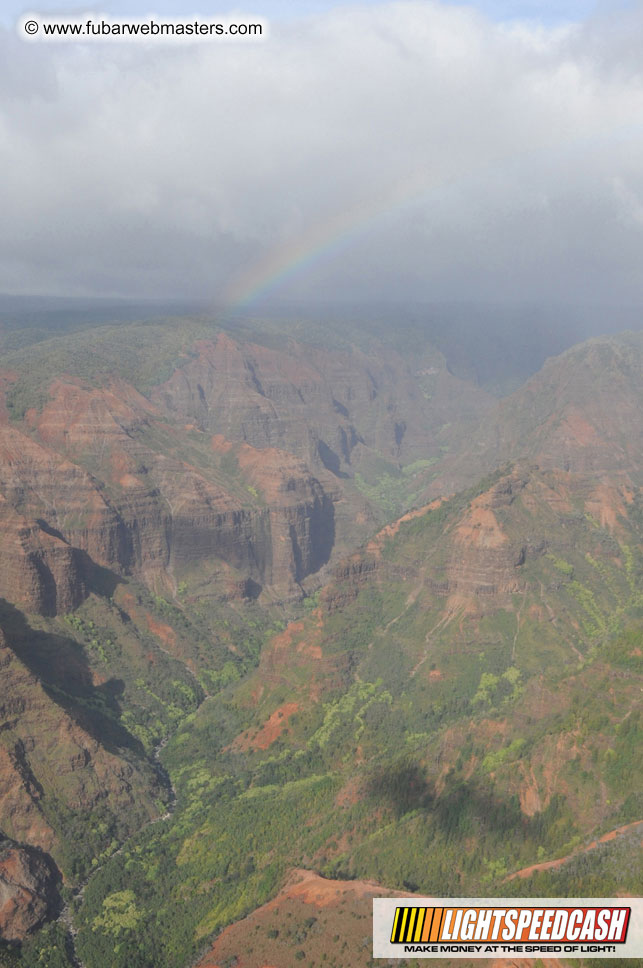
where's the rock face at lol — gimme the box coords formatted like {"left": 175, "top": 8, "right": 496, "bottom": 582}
{"left": 0, "top": 374, "right": 343, "bottom": 610}
{"left": 1, "top": 327, "right": 640, "bottom": 616}
{"left": 0, "top": 417, "right": 126, "bottom": 613}
{"left": 322, "top": 461, "right": 639, "bottom": 641}
{"left": 0, "top": 838, "right": 59, "bottom": 942}
{"left": 151, "top": 333, "right": 402, "bottom": 470}
{"left": 445, "top": 476, "right": 528, "bottom": 604}
{"left": 0, "top": 325, "right": 498, "bottom": 614}
{"left": 235, "top": 443, "right": 337, "bottom": 586}
{"left": 492, "top": 335, "right": 643, "bottom": 480}
{"left": 0, "top": 627, "right": 160, "bottom": 869}
{"left": 426, "top": 332, "right": 643, "bottom": 502}
{"left": 151, "top": 332, "right": 493, "bottom": 473}
{"left": 0, "top": 418, "right": 126, "bottom": 570}
{"left": 0, "top": 498, "right": 86, "bottom": 616}
{"left": 322, "top": 552, "right": 379, "bottom": 612}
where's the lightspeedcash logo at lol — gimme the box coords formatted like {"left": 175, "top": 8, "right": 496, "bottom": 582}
{"left": 373, "top": 898, "right": 643, "bottom": 959}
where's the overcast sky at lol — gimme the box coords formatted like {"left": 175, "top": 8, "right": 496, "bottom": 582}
{"left": 2, "top": 0, "right": 643, "bottom": 308}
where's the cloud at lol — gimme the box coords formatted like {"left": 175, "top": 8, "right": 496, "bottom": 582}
{"left": 1, "top": 1, "right": 643, "bottom": 307}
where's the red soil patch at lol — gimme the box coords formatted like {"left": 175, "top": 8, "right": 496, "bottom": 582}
{"left": 118, "top": 472, "right": 143, "bottom": 489}
{"left": 196, "top": 869, "right": 415, "bottom": 968}
{"left": 145, "top": 613, "right": 177, "bottom": 649}
{"left": 233, "top": 702, "right": 300, "bottom": 752}
{"left": 270, "top": 621, "right": 305, "bottom": 653}
{"left": 282, "top": 868, "right": 411, "bottom": 907}
{"left": 108, "top": 449, "right": 144, "bottom": 489}
{"left": 255, "top": 616, "right": 338, "bottom": 704}
{"left": 114, "top": 589, "right": 198, "bottom": 670}
{"left": 584, "top": 483, "right": 628, "bottom": 531}
{"left": 334, "top": 775, "right": 361, "bottom": 808}
{"left": 261, "top": 618, "right": 324, "bottom": 670}
{"left": 119, "top": 591, "right": 137, "bottom": 611}
{"left": 211, "top": 434, "right": 234, "bottom": 453}
{"left": 559, "top": 409, "right": 599, "bottom": 447}
{"left": 476, "top": 718, "right": 509, "bottom": 740}
{"left": 236, "top": 442, "right": 317, "bottom": 505}
{"left": 519, "top": 764, "right": 542, "bottom": 817}
{"left": 296, "top": 640, "right": 322, "bottom": 660}
{"left": 455, "top": 494, "right": 506, "bottom": 549}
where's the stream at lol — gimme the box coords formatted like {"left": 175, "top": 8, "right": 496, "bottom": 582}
{"left": 56, "top": 738, "right": 178, "bottom": 968}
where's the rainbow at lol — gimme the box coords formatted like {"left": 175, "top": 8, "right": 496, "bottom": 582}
{"left": 222, "top": 107, "right": 622, "bottom": 313}
{"left": 223, "top": 167, "right": 435, "bottom": 310}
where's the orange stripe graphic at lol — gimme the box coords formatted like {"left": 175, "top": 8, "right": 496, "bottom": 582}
{"left": 430, "top": 908, "right": 444, "bottom": 942}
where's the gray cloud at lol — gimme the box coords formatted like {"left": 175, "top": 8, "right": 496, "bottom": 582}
{"left": 2, "top": 1, "right": 643, "bottom": 306}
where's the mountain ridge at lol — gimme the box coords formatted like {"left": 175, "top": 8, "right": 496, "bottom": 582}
{"left": 0, "top": 319, "right": 640, "bottom": 966}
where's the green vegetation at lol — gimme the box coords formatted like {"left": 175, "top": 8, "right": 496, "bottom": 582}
{"left": 353, "top": 469, "right": 407, "bottom": 518}
{"left": 69, "top": 544, "right": 643, "bottom": 968}
{"left": 5, "top": 318, "right": 211, "bottom": 420}
{"left": 0, "top": 944, "right": 21, "bottom": 968}
{"left": 402, "top": 458, "right": 438, "bottom": 476}
{"left": 35, "top": 475, "right": 643, "bottom": 966}
{"left": 18, "top": 924, "right": 74, "bottom": 968}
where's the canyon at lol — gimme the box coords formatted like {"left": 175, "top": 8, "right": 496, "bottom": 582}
{"left": 0, "top": 316, "right": 640, "bottom": 967}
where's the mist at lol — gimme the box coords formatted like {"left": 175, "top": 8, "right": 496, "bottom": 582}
{"left": 1, "top": 1, "right": 643, "bottom": 314}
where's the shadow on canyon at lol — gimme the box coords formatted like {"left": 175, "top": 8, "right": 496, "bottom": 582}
{"left": 0, "top": 598, "right": 145, "bottom": 760}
